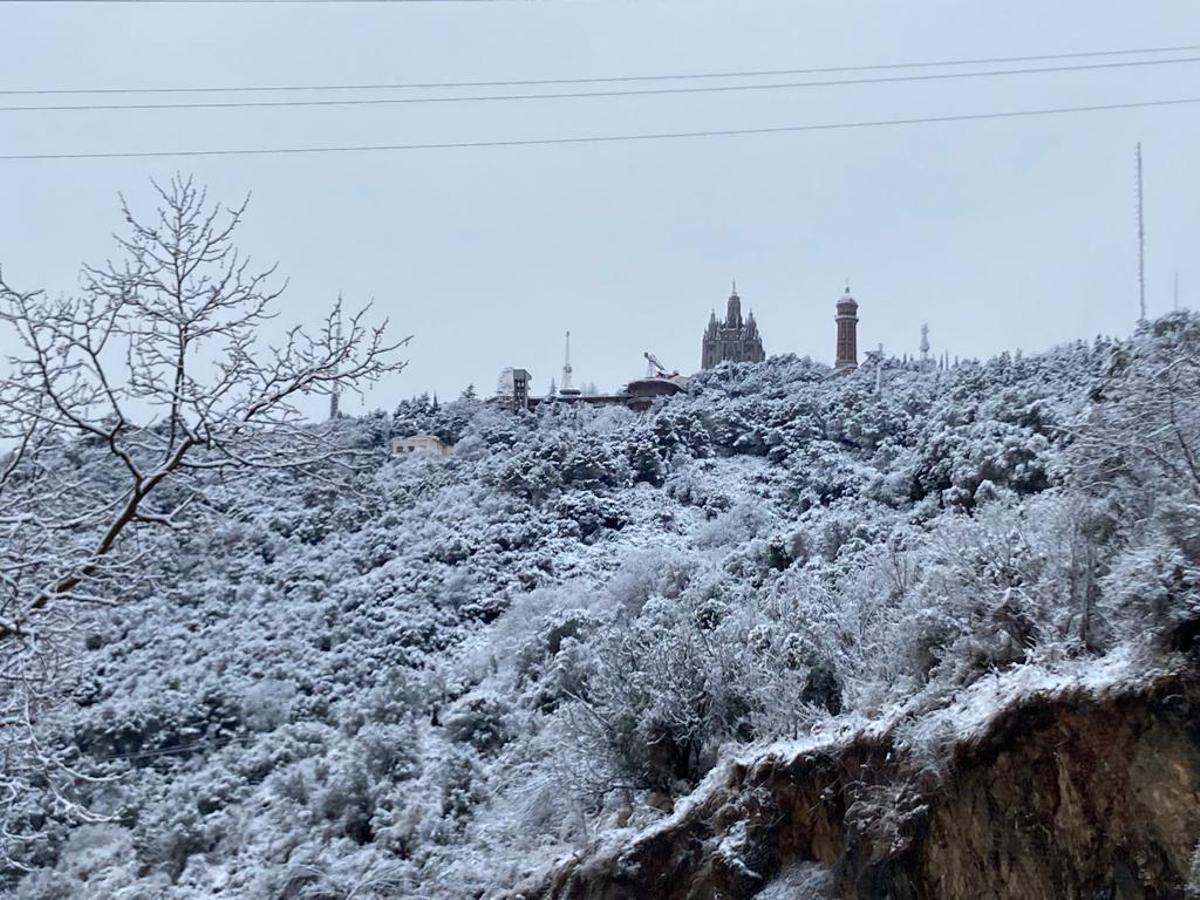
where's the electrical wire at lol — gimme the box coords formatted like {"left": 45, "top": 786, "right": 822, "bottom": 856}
{"left": 4, "top": 95, "right": 1197, "bottom": 162}
{"left": 88, "top": 733, "right": 247, "bottom": 763}
{"left": 3, "top": 42, "right": 1198, "bottom": 97}
{"left": 14, "top": 0, "right": 514, "bottom": 4}
{"left": 5, "top": 56, "right": 1199, "bottom": 113}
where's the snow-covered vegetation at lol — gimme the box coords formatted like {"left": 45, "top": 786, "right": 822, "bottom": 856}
{"left": 5, "top": 309, "right": 1200, "bottom": 898}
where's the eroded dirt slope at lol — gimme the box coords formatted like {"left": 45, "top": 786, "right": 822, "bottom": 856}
{"left": 513, "top": 641, "right": 1200, "bottom": 900}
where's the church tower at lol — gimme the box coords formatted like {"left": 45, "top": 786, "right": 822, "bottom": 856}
{"left": 724, "top": 284, "right": 743, "bottom": 329}
{"left": 834, "top": 284, "right": 859, "bottom": 372}
{"left": 701, "top": 282, "right": 766, "bottom": 369}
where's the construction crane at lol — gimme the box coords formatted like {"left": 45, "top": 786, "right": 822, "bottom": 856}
{"left": 643, "top": 351, "right": 680, "bottom": 379}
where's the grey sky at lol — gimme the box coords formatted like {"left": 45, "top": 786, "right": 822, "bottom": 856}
{"left": 2, "top": 1, "right": 1198, "bottom": 416}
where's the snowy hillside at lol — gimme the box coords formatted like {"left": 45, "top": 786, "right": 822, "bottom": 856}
{"left": 7, "top": 315, "right": 1200, "bottom": 898}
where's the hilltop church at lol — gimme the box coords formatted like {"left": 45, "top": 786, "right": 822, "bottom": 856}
{"left": 700, "top": 282, "right": 862, "bottom": 372}
{"left": 701, "top": 284, "right": 766, "bottom": 369}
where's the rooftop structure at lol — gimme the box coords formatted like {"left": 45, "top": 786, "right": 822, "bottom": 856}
{"left": 492, "top": 349, "right": 687, "bottom": 415}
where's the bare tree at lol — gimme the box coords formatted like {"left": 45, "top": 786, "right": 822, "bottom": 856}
{"left": 0, "top": 176, "right": 407, "bottom": 854}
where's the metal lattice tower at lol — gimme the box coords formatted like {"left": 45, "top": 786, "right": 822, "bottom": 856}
{"left": 1137, "top": 142, "right": 1147, "bottom": 323}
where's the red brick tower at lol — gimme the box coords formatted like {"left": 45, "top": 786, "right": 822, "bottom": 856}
{"left": 834, "top": 284, "right": 859, "bottom": 372}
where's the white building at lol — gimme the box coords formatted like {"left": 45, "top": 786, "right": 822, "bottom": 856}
{"left": 392, "top": 434, "right": 452, "bottom": 457}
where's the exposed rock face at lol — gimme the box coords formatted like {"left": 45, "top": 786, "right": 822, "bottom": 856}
{"left": 514, "top": 651, "right": 1200, "bottom": 900}
{"left": 914, "top": 694, "right": 1200, "bottom": 900}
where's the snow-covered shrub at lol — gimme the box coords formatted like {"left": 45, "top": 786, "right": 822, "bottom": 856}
{"left": 442, "top": 692, "right": 513, "bottom": 754}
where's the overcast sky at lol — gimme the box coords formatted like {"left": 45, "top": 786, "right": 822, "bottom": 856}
{"left": 2, "top": 0, "right": 1198, "bottom": 415}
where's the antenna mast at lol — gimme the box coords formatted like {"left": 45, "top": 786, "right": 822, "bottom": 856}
{"left": 1137, "top": 142, "right": 1147, "bottom": 323}
{"left": 330, "top": 305, "right": 343, "bottom": 420}
{"left": 561, "top": 330, "right": 573, "bottom": 394}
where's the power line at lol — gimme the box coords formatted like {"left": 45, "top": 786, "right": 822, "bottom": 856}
{"left": 4, "top": 95, "right": 1197, "bottom": 162}
{"left": 1137, "top": 141, "right": 1147, "bottom": 322}
{"left": 16, "top": 1, "right": 514, "bottom": 4}
{"left": 3, "top": 42, "right": 1198, "bottom": 97}
{"left": 5, "top": 56, "right": 1198, "bottom": 114}
{"left": 88, "top": 733, "right": 247, "bottom": 763}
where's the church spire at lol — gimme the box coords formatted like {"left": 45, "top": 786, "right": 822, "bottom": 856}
{"left": 725, "top": 281, "right": 743, "bottom": 329}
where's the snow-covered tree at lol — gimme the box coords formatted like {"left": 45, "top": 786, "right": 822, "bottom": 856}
{"left": 0, "top": 176, "right": 406, "bottom": 851}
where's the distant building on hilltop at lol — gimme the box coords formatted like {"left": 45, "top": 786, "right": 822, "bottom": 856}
{"left": 834, "top": 284, "right": 860, "bottom": 372}
{"left": 491, "top": 347, "right": 688, "bottom": 415}
{"left": 392, "top": 434, "right": 452, "bottom": 456}
{"left": 496, "top": 367, "right": 532, "bottom": 411}
{"left": 701, "top": 283, "right": 765, "bottom": 369}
